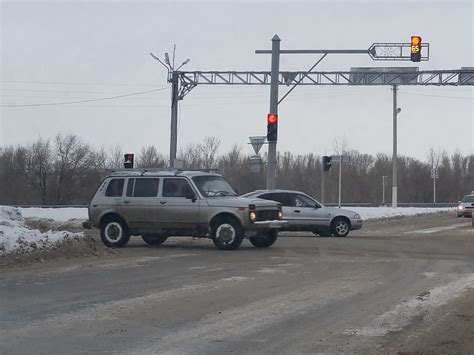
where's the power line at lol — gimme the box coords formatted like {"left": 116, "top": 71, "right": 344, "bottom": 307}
{"left": 0, "top": 87, "right": 170, "bottom": 108}
{"left": 0, "top": 80, "right": 163, "bottom": 87}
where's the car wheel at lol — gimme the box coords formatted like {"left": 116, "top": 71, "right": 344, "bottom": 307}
{"left": 211, "top": 218, "right": 244, "bottom": 250}
{"left": 249, "top": 230, "right": 278, "bottom": 248}
{"left": 142, "top": 234, "right": 168, "bottom": 246}
{"left": 331, "top": 217, "right": 350, "bottom": 237}
{"left": 100, "top": 217, "right": 130, "bottom": 247}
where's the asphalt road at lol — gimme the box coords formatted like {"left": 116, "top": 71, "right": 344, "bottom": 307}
{"left": 1, "top": 213, "right": 474, "bottom": 354}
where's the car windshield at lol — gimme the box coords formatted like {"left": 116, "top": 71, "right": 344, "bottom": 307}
{"left": 192, "top": 175, "right": 237, "bottom": 197}
{"left": 462, "top": 195, "right": 474, "bottom": 202}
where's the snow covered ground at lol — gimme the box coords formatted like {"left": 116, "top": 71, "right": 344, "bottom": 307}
{"left": 0, "top": 205, "right": 456, "bottom": 257}
{"left": 0, "top": 207, "right": 84, "bottom": 256}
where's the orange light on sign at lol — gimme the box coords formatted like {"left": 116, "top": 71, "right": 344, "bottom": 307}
{"left": 267, "top": 113, "right": 278, "bottom": 124}
{"left": 411, "top": 36, "right": 421, "bottom": 46}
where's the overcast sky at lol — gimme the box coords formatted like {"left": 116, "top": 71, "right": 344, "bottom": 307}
{"left": 1, "top": 0, "right": 473, "bottom": 161}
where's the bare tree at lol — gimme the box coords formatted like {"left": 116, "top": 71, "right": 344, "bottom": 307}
{"left": 54, "top": 134, "right": 94, "bottom": 204}
{"left": 24, "top": 138, "right": 53, "bottom": 204}
{"left": 136, "top": 146, "right": 167, "bottom": 168}
{"left": 106, "top": 145, "right": 124, "bottom": 170}
{"left": 199, "top": 137, "right": 221, "bottom": 169}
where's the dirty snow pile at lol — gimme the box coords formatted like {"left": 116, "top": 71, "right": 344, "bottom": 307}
{"left": 0, "top": 206, "right": 84, "bottom": 256}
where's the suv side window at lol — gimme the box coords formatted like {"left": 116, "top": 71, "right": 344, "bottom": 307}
{"left": 105, "top": 179, "right": 124, "bottom": 197}
{"left": 163, "top": 178, "right": 193, "bottom": 198}
{"left": 260, "top": 193, "right": 292, "bottom": 207}
{"left": 126, "top": 178, "right": 160, "bottom": 197}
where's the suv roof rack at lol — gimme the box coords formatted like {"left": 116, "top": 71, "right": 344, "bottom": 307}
{"left": 108, "top": 168, "right": 220, "bottom": 177}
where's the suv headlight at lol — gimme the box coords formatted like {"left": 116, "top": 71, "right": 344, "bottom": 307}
{"left": 458, "top": 205, "right": 464, "bottom": 210}
{"left": 249, "top": 211, "right": 257, "bottom": 222}
{"left": 278, "top": 211, "right": 283, "bottom": 220}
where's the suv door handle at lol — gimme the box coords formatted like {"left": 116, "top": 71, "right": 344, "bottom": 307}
{"left": 160, "top": 201, "right": 167, "bottom": 205}
{"left": 294, "top": 210, "right": 301, "bottom": 213}
{"left": 123, "top": 200, "right": 131, "bottom": 204}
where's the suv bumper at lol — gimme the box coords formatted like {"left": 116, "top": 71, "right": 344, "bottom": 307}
{"left": 252, "top": 220, "right": 288, "bottom": 229}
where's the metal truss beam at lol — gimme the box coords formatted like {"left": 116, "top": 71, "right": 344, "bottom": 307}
{"left": 177, "top": 69, "right": 474, "bottom": 89}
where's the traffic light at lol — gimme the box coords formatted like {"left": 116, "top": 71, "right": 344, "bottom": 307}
{"left": 410, "top": 35, "right": 422, "bottom": 62}
{"left": 322, "top": 156, "right": 332, "bottom": 171}
{"left": 124, "top": 153, "right": 134, "bottom": 169}
{"left": 267, "top": 113, "right": 278, "bottom": 142}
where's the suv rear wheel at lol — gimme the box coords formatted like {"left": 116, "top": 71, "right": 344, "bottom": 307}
{"left": 249, "top": 230, "right": 278, "bottom": 248}
{"left": 100, "top": 217, "right": 130, "bottom": 247}
{"left": 211, "top": 218, "right": 244, "bottom": 250}
{"left": 142, "top": 234, "right": 168, "bottom": 246}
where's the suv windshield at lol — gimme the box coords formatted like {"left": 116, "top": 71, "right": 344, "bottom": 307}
{"left": 192, "top": 175, "right": 237, "bottom": 197}
{"left": 462, "top": 195, "right": 474, "bottom": 202}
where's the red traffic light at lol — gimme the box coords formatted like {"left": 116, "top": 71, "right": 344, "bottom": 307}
{"left": 267, "top": 113, "right": 278, "bottom": 124}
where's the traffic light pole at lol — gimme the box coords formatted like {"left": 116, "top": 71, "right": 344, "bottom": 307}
{"left": 266, "top": 35, "right": 280, "bottom": 190}
{"left": 392, "top": 85, "right": 398, "bottom": 208}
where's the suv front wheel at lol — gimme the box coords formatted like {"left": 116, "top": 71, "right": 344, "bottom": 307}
{"left": 142, "top": 234, "right": 168, "bottom": 246}
{"left": 100, "top": 217, "right": 130, "bottom": 248}
{"left": 211, "top": 218, "right": 244, "bottom": 250}
{"left": 249, "top": 230, "right": 278, "bottom": 248}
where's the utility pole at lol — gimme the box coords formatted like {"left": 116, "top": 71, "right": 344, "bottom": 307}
{"left": 392, "top": 85, "right": 399, "bottom": 208}
{"left": 382, "top": 175, "right": 387, "bottom": 205}
{"left": 266, "top": 35, "right": 280, "bottom": 189}
{"left": 170, "top": 72, "right": 179, "bottom": 168}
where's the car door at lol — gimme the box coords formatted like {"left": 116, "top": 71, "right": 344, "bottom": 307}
{"left": 122, "top": 177, "right": 161, "bottom": 230}
{"left": 288, "top": 193, "right": 330, "bottom": 229}
{"left": 158, "top": 178, "right": 201, "bottom": 230}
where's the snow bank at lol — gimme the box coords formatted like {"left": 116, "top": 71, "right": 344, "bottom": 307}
{"left": 0, "top": 206, "right": 84, "bottom": 256}
{"left": 19, "top": 207, "right": 88, "bottom": 222}
{"left": 350, "top": 207, "right": 454, "bottom": 220}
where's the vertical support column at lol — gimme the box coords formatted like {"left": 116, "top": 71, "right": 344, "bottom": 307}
{"left": 433, "top": 175, "right": 436, "bottom": 206}
{"left": 170, "top": 72, "right": 179, "bottom": 168}
{"left": 266, "top": 35, "right": 281, "bottom": 190}
{"left": 321, "top": 168, "right": 325, "bottom": 203}
{"left": 392, "top": 85, "right": 398, "bottom": 208}
{"left": 338, "top": 156, "right": 342, "bottom": 208}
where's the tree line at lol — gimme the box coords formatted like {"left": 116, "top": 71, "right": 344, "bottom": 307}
{"left": 0, "top": 134, "right": 472, "bottom": 205}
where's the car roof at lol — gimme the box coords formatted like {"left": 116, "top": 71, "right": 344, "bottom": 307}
{"left": 243, "top": 189, "right": 308, "bottom": 196}
{"left": 106, "top": 169, "right": 221, "bottom": 178}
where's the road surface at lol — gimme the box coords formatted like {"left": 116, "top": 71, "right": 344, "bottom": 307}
{"left": 1, "top": 213, "right": 473, "bottom": 354}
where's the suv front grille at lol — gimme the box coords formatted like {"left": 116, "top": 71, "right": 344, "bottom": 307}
{"left": 256, "top": 210, "right": 279, "bottom": 221}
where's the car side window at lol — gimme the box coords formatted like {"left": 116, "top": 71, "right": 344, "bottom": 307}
{"left": 292, "top": 194, "right": 316, "bottom": 208}
{"left": 126, "top": 178, "right": 160, "bottom": 197}
{"left": 163, "top": 178, "right": 193, "bottom": 198}
{"left": 260, "top": 193, "right": 292, "bottom": 207}
{"left": 105, "top": 179, "right": 124, "bottom": 197}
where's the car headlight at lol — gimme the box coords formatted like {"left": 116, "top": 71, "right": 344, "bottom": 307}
{"left": 458, "top": 205, "right": 464, "bottom": 210}
{"left": 353, "top": 213, "right": 361, "bottom": 219}
{"left": 278, "top": 211, "right": 283, "bottom": 220}
{"left": 249, "top": 211, "right": 257, "bottom": 222}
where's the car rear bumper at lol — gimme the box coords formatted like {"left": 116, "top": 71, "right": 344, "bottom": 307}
{"left": 351, "top": 219, "right": 363, "bottom": 230}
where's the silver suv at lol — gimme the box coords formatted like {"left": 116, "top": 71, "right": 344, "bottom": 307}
{"left": 86, "top": 170, "right": 285, "bottom": 250}
{"left": 457, "top": 192, "right": 474, "bottom": 218}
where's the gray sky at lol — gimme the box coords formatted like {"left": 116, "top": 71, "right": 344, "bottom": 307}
{"left": 1, "top": 0, "right": 473, "bottom": 161}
